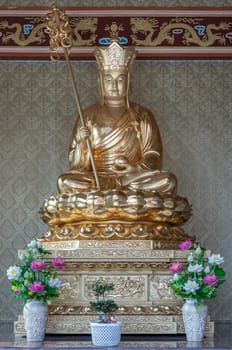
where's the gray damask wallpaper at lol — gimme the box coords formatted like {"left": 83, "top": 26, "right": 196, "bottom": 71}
{"left": 1, "top": 0, "right": 232, "bottom": 6}
{"left": 0, "top": 0, "right": 232, "bottom": 323}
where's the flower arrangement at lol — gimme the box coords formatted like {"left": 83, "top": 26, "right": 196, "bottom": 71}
{"left": 169, "top": 240, "right": 226, "bottom": 302}
{"left": 89, "top": 279, "right": 119, "bottom": 323}
{"left": 6, "top": 240, "right": 66, "bottom": 304}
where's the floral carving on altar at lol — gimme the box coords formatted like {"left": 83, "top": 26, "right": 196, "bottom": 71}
{"left": 86, "top": 276, "right": 146, "bottom": 301}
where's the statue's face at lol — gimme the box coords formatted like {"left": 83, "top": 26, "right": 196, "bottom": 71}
{"left": 102, "top": 70, "right": 128, "bottom": 100}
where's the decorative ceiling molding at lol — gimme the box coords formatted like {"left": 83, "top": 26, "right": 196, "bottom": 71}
{"left": 0, "top": 7, "right": 232, "bottom": 59}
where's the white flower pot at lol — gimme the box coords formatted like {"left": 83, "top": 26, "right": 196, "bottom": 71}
{"left": 23, "top": 300, "right": 48, "bottom": 342}
{"left": 182, "top": 299, "right": 208, "bottom": 342}
{"left": 89, "top": 321, "right": 122, "bottom": 346}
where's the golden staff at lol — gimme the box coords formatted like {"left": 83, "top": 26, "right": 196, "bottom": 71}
{"left": 46, "top": 5, "right": 100, "bottom": 190}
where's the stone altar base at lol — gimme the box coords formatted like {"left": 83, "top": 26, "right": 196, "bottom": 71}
{"left": 14, "top": 240, "right": 214, "bottom": 337}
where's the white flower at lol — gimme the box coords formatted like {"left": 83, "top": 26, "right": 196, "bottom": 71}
{"left": 204, "top": 266, "right": 210, "bottom": 274}
{"left": 36, "top": 241, "right": 42, "bottom": 248}
{"left": 187, "top": 254, "right": 194, "bottom": 263}
{"left": 18, "top": 252, "right": 26, "bottom": 261}
{"left": 173, "top": 273, "right": 179, "bottom": 281}
{"left": 7, "top": 265, "right": 22, "bottom": 280}
{"left": 195, "top": 247, "right": 202, "bottom": 255}
{"left": 208, "top": 254, "right": 224, "bottom": 265}
{"left": 28, "top": 240, "right": 37, "bottom": 248}
{"left": 48, "top": 277, "right": 63, "bottom": 288}
{"left": 188, "top": 264, "right": 203, "bottom": 273}
{"left": 24, "top": 271, "right": 29, "bottom": 279}
{"left": 183, "top": 280, "right": 200, "bottom": 293}
{"left": 28, "top": 240, "right": 42, "bottom": 249}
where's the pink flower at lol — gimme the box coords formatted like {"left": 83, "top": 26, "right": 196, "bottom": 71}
{"left": 203, "top": 274, "right": 219, "bottom": 287}
{"left": 52, "top": 256, "right": 66, "bottom": 269}
{"left": 179, "top": 240, "right": 192, "bottom": 250}
{"left": 29, "top": 281, "right": 45, "bottom": 292}
{"left": 30, "top": 259, "right": 45, "bottom": 270}
{"left": 13, "top": 289, "right": 20, "bottom": 295}
{"left": 169, "top": 262, "right": 183, "bottom": 274}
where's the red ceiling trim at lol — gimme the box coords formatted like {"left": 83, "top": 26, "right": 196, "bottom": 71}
{"left": 0, "top": 7, "right": 231, "bottom": 59}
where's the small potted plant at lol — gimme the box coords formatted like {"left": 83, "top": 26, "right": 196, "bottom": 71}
{"left": 6, "top": 239, "right": 66, "bottom": 342}
{"left": 169, "top": 240, "right": 226, "bottom": 342}
{"left": 88, "top": 279, "right": 122, "bottom": 347}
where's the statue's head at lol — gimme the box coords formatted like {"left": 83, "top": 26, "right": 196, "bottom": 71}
{"left": 95, "top": 40, "right": 135, "bottom": 107}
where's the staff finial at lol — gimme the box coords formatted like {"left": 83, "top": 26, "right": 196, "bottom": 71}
{"left": 46, "top": 5, "right": 72, "bottom": 61}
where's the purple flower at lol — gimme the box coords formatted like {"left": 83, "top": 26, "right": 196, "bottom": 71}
{"left": 52, "top": 256, "right": 66, "bottom": 269}
{"left": 30, "top": 259, "right": 45, "bottom": 270}
{"left": 179, "top": 240, "right": 192, "bottom": 250}
{"left": 29, "top": 281, "right": 45, "bottom": 292}
{"left": 169, "top": 262, "right": 183, "bottom": 274}
{"left": 13, "top": 289, "right": 20, "bottom": 295}
{"left": 203, "top": 274, "right": 219, "bottom": 287}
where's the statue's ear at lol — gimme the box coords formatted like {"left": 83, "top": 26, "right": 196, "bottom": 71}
{"left": 126, "top": 72, "right": 131, "bottom": 108}
{"left": 98, "top": 74, "right": 104, "bottom": 106}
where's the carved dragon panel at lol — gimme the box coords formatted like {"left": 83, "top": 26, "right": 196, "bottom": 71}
{"left": 0, "top": 7, "right": 232, "bottom": 58}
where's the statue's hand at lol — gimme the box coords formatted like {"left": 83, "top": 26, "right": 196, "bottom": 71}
{"left": 79, "top": 126, "right": 91, "bottom": 140}
{"left": 112, "top": 156, "right": 137, "bottom": 174}
{"left": 112, "top": 155, "right": 157, "bottom": 188}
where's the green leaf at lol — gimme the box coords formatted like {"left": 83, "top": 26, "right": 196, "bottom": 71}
{"left": 214, "top": 266, "right": 226, "bottom": 278}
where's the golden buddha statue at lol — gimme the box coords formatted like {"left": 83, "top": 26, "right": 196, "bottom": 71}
{"left": 58, "top": 41, "right": 176, "bottom": 195}
{"left": 40, "top": 40, "right": 192, "bottom": 245}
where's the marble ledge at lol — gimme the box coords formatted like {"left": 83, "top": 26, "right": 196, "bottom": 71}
{"left": 0, "top": 321, "right": 231, "bottom": 349}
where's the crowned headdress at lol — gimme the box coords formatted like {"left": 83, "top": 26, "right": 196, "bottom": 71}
{"left": 95, "top": 40, "right": 135, "bottom": 71}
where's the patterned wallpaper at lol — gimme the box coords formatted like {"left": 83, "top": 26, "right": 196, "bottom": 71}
{"left": 1, "top": 0, "right": 232, "bottom": 6}
{"left": 0, "top": 0, "right": 232, "bottom": 323}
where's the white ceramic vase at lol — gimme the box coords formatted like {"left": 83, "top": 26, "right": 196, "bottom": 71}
{"left": 23, "top": 300, "right": 48, "bottom": 342}
{"left": 182, "top": 299, "right": 208, "bottom": 342}
{"left": 89, "top": 321, "right": 122, "bottom": 346}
